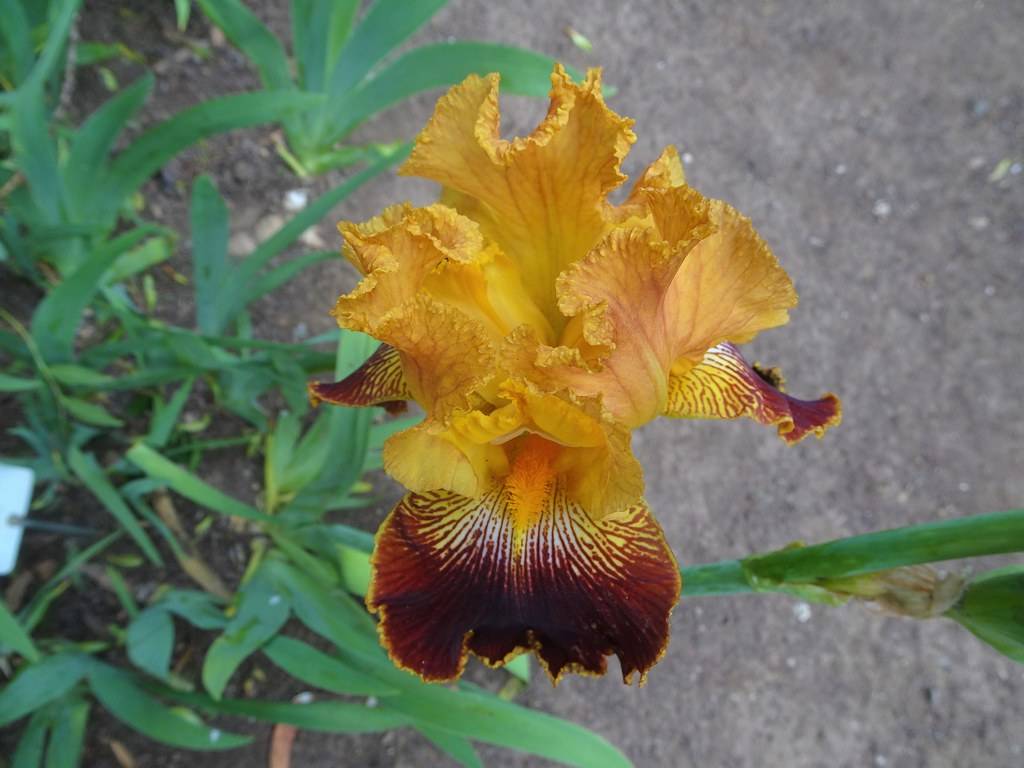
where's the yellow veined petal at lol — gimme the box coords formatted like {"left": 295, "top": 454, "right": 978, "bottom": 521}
{"left": 367, "top": 438, "right": 680, "bottom": 684}
{"left": 665, "top": 342, "right": 842, "bottom": 443}
{"left": 373, "top": 295, "right": 495, "bottom": 417}
{"left": 307, "top": 343, "right": 411, "bottom": 413}
{"left": 401, "top": 65, "right": 636, "bottom": 327}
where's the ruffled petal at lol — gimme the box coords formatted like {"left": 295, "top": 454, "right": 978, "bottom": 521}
{"left": 665, "top": 342, "right": 842, "bottom": 444}
{"left": 367, "top": 441, "right": 680, "bottom": 684}
{"left": 666, "top": 200, "right": 798, "bottom": 366}
{"left": 401, "top": 65, "right": 636, "bottom": 325}
{"left": 308, "top": 343, "right": 411, "bottom": 413}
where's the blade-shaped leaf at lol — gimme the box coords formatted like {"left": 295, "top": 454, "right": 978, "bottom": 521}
{"left": 44, "top": 693, "right": 90, "bottom": 768}
{"left": 329, "top": 0, "right": 448, "bottom": 96}
{"left": 12, "top": 707, "right": 49, "bottom": 768}
{"left": 0, "top": 653, "right": 89, "bottom": 727}
{"left": 67, "top": 446, "right": 163, "bottom": 566}
{"left": 194, "top": 0, "right": 293, "bottom": 90}
{"left": 189, "top": 176, "right": 237, "bottom": 335}
{"left": 417, "top": 726, "right": 483, "bottom": 768}
{"left": 0, "top": 598, "right": 39, "bottom": 662}
{"left": 325, "top": 42, "right": 566, "bottom": 142}
{"left": 102, "top": 91, "right": 320, "bottom": 221}
{"left": 126, "top": 442, "right": 270, "bottom": 523}
{"left": 292, "top": 0, "right": 359, "bottom": 92}
{"left": 263, "top": 635, "right": 398, "bottom": 697}
{"left": 126, "top": 608, "right": 175, "bottom": 680}
{"left": 89, "top": 664, "right": 250, "bottom": 750}
{"left": 64, "top": 75, "right": 153, "bottom": 220}
{"left": 202, "top": 568, "right": 290, "bottom": 699}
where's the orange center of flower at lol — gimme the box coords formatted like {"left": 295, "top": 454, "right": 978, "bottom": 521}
{"left": 505, "top": 435, "right": 560, "bottom": 544}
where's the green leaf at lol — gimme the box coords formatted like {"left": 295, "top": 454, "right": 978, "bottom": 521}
{"left": 59, "top": 395, "right": 124, "bottom": 428}
{"left": 126, "top": 442, "right": 270, "bottom": 523}
{"left": 0, "top": 600, "right": 39, "bottom": 662}
{"left": 12, "top": 708, "right": 49, "bottom": 768}
{"left": 67, "top": 446, "right": 163, "bottom": 566}
{"left": 64, "top": 75, "right": 153, "bottom": 221}
{"left": 162, "top": 688, "right": 410, "bottom": 733}
{"left": 202, "top": 568, "right": 290, "bottom": 699}
{"left": 504, "top": 654, "right": 530, "bottom": 684}
{"left": 417, "top": 726, "right": 483, "bottom": 768}
{"left": 127, "top": 608, "right": 175, "bottom": 680}
{"left": 9, "top": 86, "right": 62, "bottom": 225}
{"left": 0, "top": 0, "right": 34, "bottom": 86}
{"left": 242, "top": 146, "right": 409, "bottom": 283}
{"left": 146, "top": 378, "right": 195, "bottom": 448}
{"left": 291, "top": 0, "right": 359, "bottom": 92}
{"left": 337, "top": 543, "right": 371, "bottom": 596}
{"left": 194, "top": 0, "right": 292, "bottom": 89}
{"left": 44, "top": 694, "right": 90, "bottom": 768}
{"left": 0, "top": 654, "right": 89, "bottom": 727}
{"left": 745, "top": 508, "right": 1024, "bottom": 586}
{"left": 947, "top": 565, "right": 1024, "bottom": 664}
{"left": 329, "top": 0, "right": 448, "bottom": 96}
{"left": 326, "top": 42, "right": 565, "bottom": 142}
{"left": 103, "top": 91, "right": 320, "bottom": 219}
{"left": 49, "top": 364, "right": 114, "bottom": 387}
{"left": 175, "top": 0, "right": 192, "bottom": 30}
{"left": 263, "top": 635, "right": 398, "bottom": 696}
{"left": 30, "top": 238, "right": 125, "bottom": 360}
{"left": 89, "top": 665, "right": 250, "bottom": 750}
{"left": 0, "top": 372, "right": 41, "bottom": 392}
{"left": 105, "top": 235, "right": 171, "bottom": 284}
{"left": 190, "top": 176, "right": 238, "bottom": 335}
{"left": 23, "top": 0, "right": 82, "bottom": 93}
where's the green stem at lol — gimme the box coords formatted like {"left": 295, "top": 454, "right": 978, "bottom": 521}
{"left": 680, "top": 560, "right": 751, "bottom": 597}
{"left": 679, "top": 508, "right": 1024, "bottom": 597}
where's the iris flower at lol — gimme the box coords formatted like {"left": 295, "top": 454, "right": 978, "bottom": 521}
{"left": 310, "top": 66, "right": 840, "bottom": 684}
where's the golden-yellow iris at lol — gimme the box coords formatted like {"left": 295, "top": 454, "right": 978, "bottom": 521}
{"left": 311, "top": 65, "right": 841, "bottom": 684}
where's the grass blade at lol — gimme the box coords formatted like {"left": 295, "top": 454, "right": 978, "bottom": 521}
{"left": 263, "top": 635, "right": 398, "bottom": 696}
{"left": 67, "top": 447, "right": 163, "bottom": 566}
{"left": 126, "top": 442, "right": 269, "bottom": 522}
{"left": 103, "top": 91, "right": 321, "bottom": 220}
{"left": 202, "top": 569, "right": 290, "bottom": 699}
{"left": 194, "top": 0, "right": 292, "bottom": 89}
{"left": 89, "top": 664, "right": 250, "bottom": 749}
{"left": 189, "top": 176, "right": 238, "bottom": 334}
{"left": 328, "top": 0, "right": 448, "bottom": 96}
{"left": 326, "top": 42, "right": 565, "bottom": 141}
{"left": 44, "top": 693, "right": 90, "bottom": 768}
{"left": 65, "top": 75, "right": 153, "bottom": 221}
{"left": 0, "top": 654, "right": 88, "bottom": 728}
{"left": 126, "top": 608, "right": 175, "bottom": 680}
{"left": 0, "top": 600, "right": 39, "bottom": 661}
{"left": 292, "top": 0, "right": 359, "bottom": 92}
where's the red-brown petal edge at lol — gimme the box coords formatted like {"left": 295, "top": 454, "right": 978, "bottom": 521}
{"left": 367, "top": 484, "right": 681, "bottom": 685}
{"left": 308, "top": 343, "right": 411, "bottom": 414}
{"left": 666, "top": 342, "right": 841, "bottom": 444}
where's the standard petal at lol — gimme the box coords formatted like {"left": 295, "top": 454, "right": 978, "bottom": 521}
{"left": 665, "top": 342, "right": 841, "bottom": 444}
{"left": 308, "top": 343, "right": 411, "bottom": 413}
{"left": 401, "top": 65, "right": 636, "bottom": 325}
{"left": 666, "top": 200, "right": 798, "bottom": 367}
{"left": 367, "top": 478, "right": 680, "bottom": 684}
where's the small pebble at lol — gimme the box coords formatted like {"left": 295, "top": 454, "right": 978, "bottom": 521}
{"left": 1011, "top": 162, "right": 1022, "bottom": 175}
{"left": 366, "top": 696, "right": 379, "bottom": 708}
{"left": 268, "top": 594, "right": 281, "bottom": 606}
{"left": 834, "top": 163, "right": 847, "bottom": 175}
{"left": 209, "top": 729, "right": 221, "bottom": 743}
{"left": 294, "top": 691, "right": 314, "bottom": 704}
{"left": 958, "top": 481, "right": 970, "bottom": 493}
{"left": 228, "top": 232, "right": 256, "bottom": 258}
{"left": 968, "top": 215, "right": 989, "bottom": 230}
{"left": 984, "top": 285, "right": 995, "bottom": 296}
{"left": 255, "top": 213, "right": 285, "bottom": 243}
{"left": 872, "top": 199, "right": 892, "bottom": 218}
{"left": 793, "top": 602, "right": 812, "bottom": 623}
{"left": 682, "top": 152, "right": 694, "bottom": 164}
{"left": 284, "top": 189, "right": 309, "bottom": 211}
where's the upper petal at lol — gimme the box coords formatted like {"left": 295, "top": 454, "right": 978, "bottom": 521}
{"left": 401, "top": 65, "right": 636, "bottom": 327}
